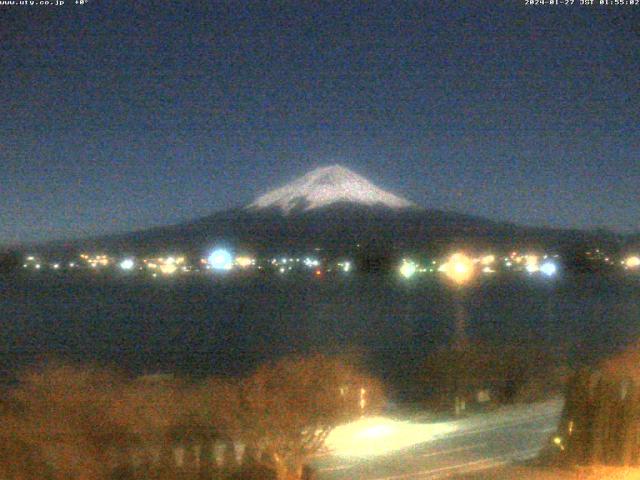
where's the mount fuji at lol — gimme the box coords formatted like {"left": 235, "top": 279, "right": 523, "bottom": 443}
{"left": 40, "top": 165, "right": 597, "bottom": 258}
{"left": 248, "top": 165, "right": 415, "bottom": 213}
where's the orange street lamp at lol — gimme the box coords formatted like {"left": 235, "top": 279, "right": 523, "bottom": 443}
{"left": 440, "top": 252, "right": 476, "bottom": 351}
{"left": 440, "top": 253, "right": 475, "bottom": 286}
{"left": 440, "top": 252, "right": 477, "bottom": 415}
{"left": 625, "top": 256, "right": 640, "bottom": 269}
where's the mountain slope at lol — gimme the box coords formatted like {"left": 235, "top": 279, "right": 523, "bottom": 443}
{"left": 35, "top": 165, "right": 607, "bottom": 257}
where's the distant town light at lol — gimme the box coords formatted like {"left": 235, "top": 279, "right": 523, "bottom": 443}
{"left": 399, "top": 260, "right": 417, "bottom": 279}
{"left": 235, "top": 256, "right": 254, "bottom": 268}
{"left": 160, "top": 263, "right": 177, "bottom": 275}
{"left": 303, "top": 257, "right": 320, "bottom": 268}
{"left": 120, "top": 259, "right": 135, "bottom": 271}
{"left": 480, "top": 255, "right": 495, "bottom": 266}
{"left": 540, "top": 261, "right": 558, "bottom": 277}
{"left": 208, "top": 248, "right": 234, "bottom": 271}
{"left": 625, "top": 256, "right": 640, "bottom": 269}
{"left": 524, "top": 255, "right": 540, "bottom": 273}
{"left": 440, "top": 253, "right": 475, "bottom": 285}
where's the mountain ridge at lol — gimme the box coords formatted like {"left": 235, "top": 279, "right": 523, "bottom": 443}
{"left": 17, "top": 165, "right": 638, "bottom": 256}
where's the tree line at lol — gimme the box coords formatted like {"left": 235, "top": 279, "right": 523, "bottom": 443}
{"left": 557, "top": 343, "right": 640, "bottom": 467}
{"left": 0, "top": 355, "right": 384, "bottom": 480}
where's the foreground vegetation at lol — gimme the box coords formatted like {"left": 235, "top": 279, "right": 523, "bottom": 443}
{"left": 463, "top": 344, "right": 640, "bottom": 479}
{"left": 556, "top": 343, "right": 640, "bottom": 468}
{"left": 0, "top": 341, "right": 581, "bottom": 480}
{"left": 420, "top": 341, "right": 569, "bottom": 411}
{"left": 0, "top": 355, "right": 384, "bottom": 480}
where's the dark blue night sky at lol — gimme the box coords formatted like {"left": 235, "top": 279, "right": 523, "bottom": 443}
{"left": 1, "top": 1, "right": 639, "bottom": 244}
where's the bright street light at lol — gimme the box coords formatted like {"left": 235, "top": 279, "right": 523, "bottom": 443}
{"left": 119, "top": 258, "right": 135, "bottom": 271}
{"left": 399, "top": 259, "right": 417, "bottom": 279}
{"left": 625, "top": 256, "right": 640, "bottom": 269}
{"left": 540, "top": 261, "right": 558, "bottom": 277}
{"left": 439, "top": 253, "right": 475, "bottom": 286}
{"left": 208, "top": 248, "right": 234, "bottom": 271}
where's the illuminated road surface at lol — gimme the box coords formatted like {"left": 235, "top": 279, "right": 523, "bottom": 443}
{"left": 313, "top": 399, "right": 563, "bottom": 480}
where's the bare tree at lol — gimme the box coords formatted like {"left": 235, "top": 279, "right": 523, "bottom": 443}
{"left": 0, "top": 356, "right": 385, "bottom": 480}
{"left": 184, "top": 376, "right": 241, "bottom": 435}
{"left": 110, "top": 374, "right": 184, "bottom": 445}
{"left": 234, "top": 354, "right": 385, "bottom": 480}
{"left": 0, "top": 362, "right": 128, "bottom": 480}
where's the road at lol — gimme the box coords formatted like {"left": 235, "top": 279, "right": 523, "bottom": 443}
{"left": 313, "top": 398, "right": 563, "bottom": 480}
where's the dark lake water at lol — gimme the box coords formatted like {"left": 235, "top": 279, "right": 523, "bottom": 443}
{"left": 1, "top": 271, "right": 640, "bottom": 397}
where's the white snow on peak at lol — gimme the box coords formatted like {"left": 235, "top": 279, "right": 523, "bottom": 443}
{"left": 248, "top": 165, "right": 414, "bottom": 213}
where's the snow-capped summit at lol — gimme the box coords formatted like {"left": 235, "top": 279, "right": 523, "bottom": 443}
{"left": 248, "top": 165, "right": 415, "bottom": 214}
